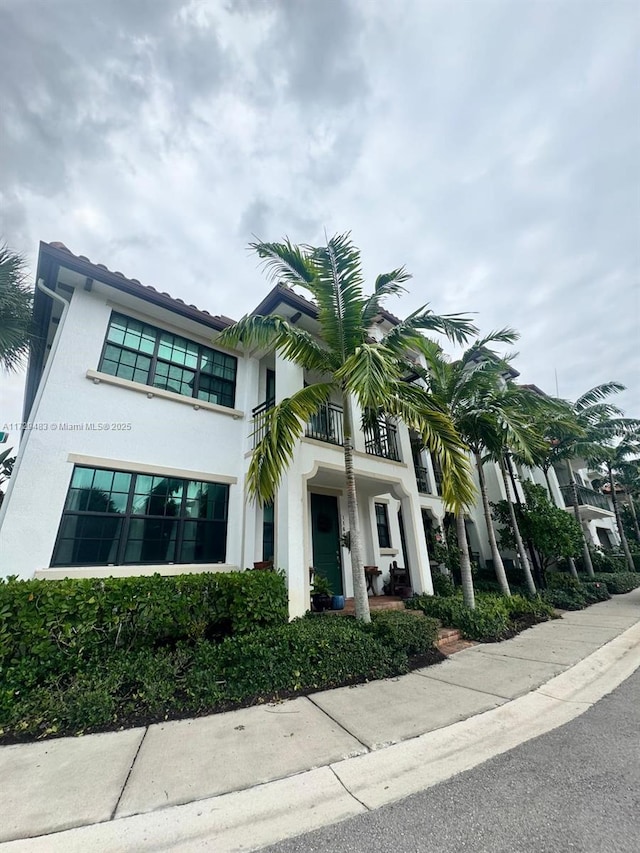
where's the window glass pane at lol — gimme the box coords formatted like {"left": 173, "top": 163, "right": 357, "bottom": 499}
{"left": 132, "top": 475, "right": 183, "bottom": 516}
{"left": 106, "top": 316, "right": 127, "bottom": 345}
{"left": 124, "top": 518, "right": 178, "bottom": 563}
{"left": 93, "top": 470, "right": 114, "bottom": 492}
{"left": 158, "top": 333, "right": 199, "bottom": 369}
{"left": 180, "top": 520, "right": 226, "bottom": 563}
{"left": 153, "top": 361, "right": 195, "bottom": 397}
{"left": 71, "top": 467, "right": 94, "bottom": 489}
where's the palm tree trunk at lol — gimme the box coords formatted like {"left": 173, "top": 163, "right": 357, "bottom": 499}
{"left": 499, "top": 457, "right": 537, "bottom": 596}
{"left": 626, "top": 493, "right": 640, "bottom": 546}
{"left": 474, "top": 451, "right": 510, "bottom": 596}
{"left": 455, "top": 510, "right": 475, "bottom": 609}
{"left": 543, "top": 467, "right": 554, "bottom": 502}
{"left": 567, "top": 557, "right": 579, "bottom": 580}
{"left": 609, "top": 465, "right": 635, "bottom": 572}
{"left": 342, "top": 393, "right": 370, "bottom": 622}
{"left": 565, "top": 460, "right": 595, "bottom": 578}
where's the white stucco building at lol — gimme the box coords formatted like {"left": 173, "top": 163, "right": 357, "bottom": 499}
{"left": 0, "top": 242, "right": 620, "bottom": 614}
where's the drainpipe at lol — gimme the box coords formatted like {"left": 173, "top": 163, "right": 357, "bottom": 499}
{"left": 0, "top": 279, "right": 70, "bottom": 530}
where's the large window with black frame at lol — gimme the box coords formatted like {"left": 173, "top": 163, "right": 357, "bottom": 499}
{"left": 99, "top": 312, "right": 237, "bottom": 408}
{"left": 51, "top": 466, "right": 229, "bottom": 566}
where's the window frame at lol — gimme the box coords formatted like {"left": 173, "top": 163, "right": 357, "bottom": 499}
{"left": 51, "top": 465, "right": 230, "bottom": 567}
{"left": 374, "top": 502, "right": 392, "bottom": 549}
{"left": 98, "top": 312, "right": 238, "bottom": 409}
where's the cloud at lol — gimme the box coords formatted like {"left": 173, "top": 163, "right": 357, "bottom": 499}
{"left": 0, "top": 0, "right": 637, "bottom": 442}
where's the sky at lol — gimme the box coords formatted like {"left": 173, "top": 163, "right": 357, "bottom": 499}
{"left": 1, "top": 0, "right": 639, "bottom": 446}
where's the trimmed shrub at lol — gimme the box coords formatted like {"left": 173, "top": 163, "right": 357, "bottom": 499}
{"left": 367, "top": 611, "right": 440, "bottom": 660}
{"left": 591, "top": 572, "right": 640, "bottom": 594}
{"left": 0, "top": 616, "right": 443, "bottom": 741}
{"left": 542, "top": 587, "right": 588, "bottom": 611}
{"left": 0, "top": 571, "right": 288, "bottom": 678}
{"left": 580, "top": 582, "right": 611, "bottom": 604}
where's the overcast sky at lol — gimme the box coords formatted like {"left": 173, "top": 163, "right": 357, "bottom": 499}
{"left": 1, "top": 0, "right": 638, "bottom": 445}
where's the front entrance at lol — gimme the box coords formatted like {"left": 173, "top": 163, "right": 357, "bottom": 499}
{"left": 310, "top": 493, "right": 343, "bottom": 595}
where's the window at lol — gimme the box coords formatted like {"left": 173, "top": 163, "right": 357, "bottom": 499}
{"left": 375, "top": 502, "right": 391, "bottom": 548}
{"left": 262, "top": 501, "right": 274, "bottom": 562}
{"left": 52, "top": 466, "right": 229, "bottom": 567}
{"left": 99, "top": 313, "right": 237, "bottom": 408}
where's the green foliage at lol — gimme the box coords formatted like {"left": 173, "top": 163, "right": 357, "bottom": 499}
{"left": 406, "top": 591, "right": 553, "bottom": 642}
{"left": 0, "top": 613, "right": 441, "bottom": 741}
{"left": 431, "top": 571, "right": 456, "bottom": 597}
{"left": 580, "top": 582, "right": 611, "bottom": 604}
{"left": 311, "top": 574, "right": 333, "bottom": 596}
{"left": 541, "top": 587, "right": 588, "bottom": 610}
{"left": 591, "top": 572, "right": 640, "bottom": 594}
{"left": 493, "top": 481, "right": 583, "bottom": 569}
{"left": 578, "top": 549, "right": 629, "bottom": 574}
{"left": 0, "top": 572, "right": 288, "bottom": 680}
{"left": 366, "top": 611, "right": 439, "bottom": 661}
{"left": 0, "top": 243, "right": 34, "bottom": 373}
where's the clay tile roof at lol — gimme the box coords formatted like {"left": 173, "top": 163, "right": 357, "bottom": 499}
{"left": 40, "top": 241, "right": 234, "bottom": 331}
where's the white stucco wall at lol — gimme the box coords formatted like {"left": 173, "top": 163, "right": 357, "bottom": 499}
{"left": 0, "top": 285, "right": 249, "bottom": 579}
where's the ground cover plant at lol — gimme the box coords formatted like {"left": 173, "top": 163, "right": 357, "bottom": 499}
{"left": 0, "top": 574, "right": 441, "bottom": 743}
{"left": 406, "top": 591, "right": 555, "bottom": 642}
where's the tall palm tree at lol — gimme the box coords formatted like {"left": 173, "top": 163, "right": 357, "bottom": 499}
{"left": 418, "top": 332, "right": 521, "bottom": 600}
{"left": 614, "top": 460, "right": 640, "bottom": 545}
{"left": 589, "top": 431, "right": 640, "bottom": 572}
{"left": 0, "top": 243, "right": 32, "bottom": 372}
{"left": 543, "top": 383, "right": 629, "bottom": 577}
{"left": 217, "top": 233, "right": 477, "bottom": 621}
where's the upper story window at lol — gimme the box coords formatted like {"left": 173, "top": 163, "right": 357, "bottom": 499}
{"left": 99, "top": 313, "right": 237, "bottom": 408}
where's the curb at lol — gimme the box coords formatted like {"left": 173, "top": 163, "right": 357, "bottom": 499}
{"left": 3, "top": 619, "right": 639, "bottom": 853}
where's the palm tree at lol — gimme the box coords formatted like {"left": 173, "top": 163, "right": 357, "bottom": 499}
{"left": 543, "top": 383, "right": 629, "bottom": 578}
{"left": 0, "top": 243, "right": 32, "bottom": 372}
{"left": 217, "top": 233, "right": 477, "bottom": 621}
{"left": 614, "top": 460, "right": 640, "bottom": 545}
{"left": 418, "top": 332, "right": 521, "bottom": 600}
{"left": 589, "top": 431, "right": 640, "bottom": 572}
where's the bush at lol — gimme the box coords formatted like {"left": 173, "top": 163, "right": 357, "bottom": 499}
{"left": 0, "top": 615, "right": 443, "bottom": 741}
{"left": 591, "top": 572, "right": 640, "bottom": 594}
{"left": 367, "top": 611, "right": 439, "bottom": 660}
{"left": 542, "top": 587, "right": 588, "bottom": 611}
{"left": 580, "top": 582, "right": 611, "bottom": 604}
{"left": 431, "top": 572, "right": 456, "bottom": 597}
{"left": 0, "top": 571, "right": 288, "bottom": 679}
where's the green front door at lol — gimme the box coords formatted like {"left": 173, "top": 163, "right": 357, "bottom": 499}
{"left": 310, "top": 493, "right": 343, "bottom": 596}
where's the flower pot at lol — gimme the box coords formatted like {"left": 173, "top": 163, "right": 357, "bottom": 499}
{"left": 331, "top": 595, "right": 345, "bottom": 610}
{"left": 311, "top": 593, "right": 332, "bottom": 612}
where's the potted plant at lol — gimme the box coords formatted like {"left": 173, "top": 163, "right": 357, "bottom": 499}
{"left": 311, "top": 574, "right": 333, "bottom": 612}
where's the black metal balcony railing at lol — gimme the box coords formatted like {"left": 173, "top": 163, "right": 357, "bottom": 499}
{"left": 251, "top": 399, "right": 272, "bottom": 448}
{"left": 364, "top": 418, "right": 401, "bottom": 461}
{"left": 560, "top": 484, "right": 612, "bottom": 512}
{"left": 305, "top": 402, "right": 344, "bottom": 446}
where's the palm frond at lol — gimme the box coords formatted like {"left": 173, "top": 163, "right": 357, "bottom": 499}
{"left": 249, "top": 239, "right": 316, "bottom": 288}
{"left": 361, "top": 267, "right": 412, "bottom": 325}
{"left": 216, "top": 314, "right": 334, "bottom": 373}
{"left": 574, "top": 382, "right": 625, "bottom": 412}
{"left": 385, "top": 381, "right": 476, "bottom": 512}
{"left": 336, "top": 343, "right": 401, "bottom": 411}
{"left": 247, "top": 383, "right": 334, "bottom": 504}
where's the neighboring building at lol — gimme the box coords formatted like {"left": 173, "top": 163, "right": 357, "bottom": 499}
{"left": 0, "top": 243, "right": 619, "bottom": 615}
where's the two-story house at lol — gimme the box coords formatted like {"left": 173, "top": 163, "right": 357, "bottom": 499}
{"left": 0, "top": 242, "right": 442, "bottom": 615}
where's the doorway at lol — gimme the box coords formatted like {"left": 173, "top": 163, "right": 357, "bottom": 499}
{"left": 310, "top": 493, "right": 343, "bottom": 595}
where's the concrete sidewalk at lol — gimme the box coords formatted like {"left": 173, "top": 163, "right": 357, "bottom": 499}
{"left": 1, "top": 589, "right": 639, "bottom": 851}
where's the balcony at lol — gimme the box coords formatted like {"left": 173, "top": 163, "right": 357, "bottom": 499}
{"left": 305, "top": 401, "right": 344, "bottom": 446}
{"left": 560, "top": 484, "right": 612, "bottom": 516}
{"left": 251, "top": 399, "right": 272, "bottom": 448}
{"left": 364, "top": 417, "right": 401, "bottom": 462}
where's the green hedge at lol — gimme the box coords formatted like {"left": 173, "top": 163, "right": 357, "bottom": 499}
{"left": 591, "top": 572, "right": 640, "bottom": 594}
{"left": 0, "top": 612, "right": 440, "bottom": 741}
{"left": 0, "top": 572, "right": 288, "bottom": 678}
{"left": 406, "top": 592, "right": 554, "bottom": 642}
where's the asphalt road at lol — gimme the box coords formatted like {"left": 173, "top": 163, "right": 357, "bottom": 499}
{"left": 263, "top": 667, "right": 640, "bottom": 853}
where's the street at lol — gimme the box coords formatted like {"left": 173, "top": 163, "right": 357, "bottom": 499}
{"left": 264, "top": 667, "right": 640, "bottom": 853}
